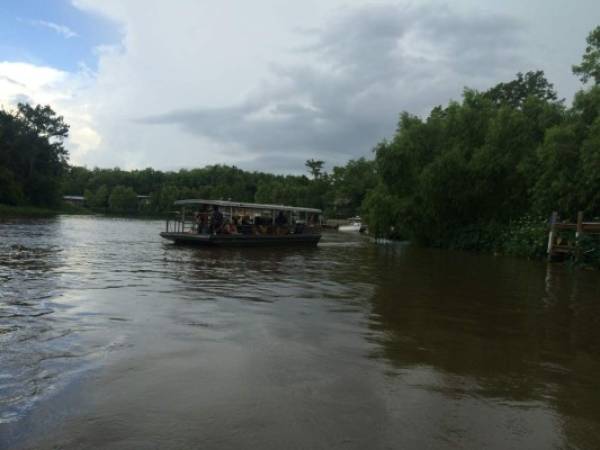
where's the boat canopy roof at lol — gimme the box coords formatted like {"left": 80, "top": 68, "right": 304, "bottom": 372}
{"left": 173, "top": 199, "right": 322, "bottom": 214}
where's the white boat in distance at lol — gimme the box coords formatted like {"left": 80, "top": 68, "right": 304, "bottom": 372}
{"left": 338, "top": 217, "right": 366, "bottom": 233}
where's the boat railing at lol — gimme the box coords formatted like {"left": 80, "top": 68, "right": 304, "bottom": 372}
{"left": 165, "top": 215, "right": 322, "bottom": 235}
{"left": 165, "top": 212, "right": 193, "bottom": 234}
{"left": 164, "top": 204, "right": 323, "bottom": 236}
{"left": 165, "top": 220, "right": 322, "bottom": 235}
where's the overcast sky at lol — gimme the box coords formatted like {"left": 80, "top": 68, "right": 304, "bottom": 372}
{"left": 0, "top": 0, "right": 598, "bottom": 173}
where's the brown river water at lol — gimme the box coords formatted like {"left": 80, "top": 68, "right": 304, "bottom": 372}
{"left": 1, "top": 216, "right": 600, "bottom": 449}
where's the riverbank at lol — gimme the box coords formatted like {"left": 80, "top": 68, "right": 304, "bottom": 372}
{"left": 426, "top": 216, "right": 600, "bottom": 268}
{"left": 0, "top": 204, "right": 91, "bottom": 218}
{"left": 0, "top": 204, "right": 167, "bottom": 219}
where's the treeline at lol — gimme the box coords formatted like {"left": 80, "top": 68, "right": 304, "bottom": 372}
{"left": 60, "top": 158, "right": 377, "bottom": 215}
{"left": 362, "top": 26, "right": 600, "bottom": 258}
{"left": 0, "top": 103, "right": 376, "bottom": 216}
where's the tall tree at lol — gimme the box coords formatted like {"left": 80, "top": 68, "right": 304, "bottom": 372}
{"left": 305, "top": 159, "right": 324, "bottom": 179}
{"left": 0, "top": 103, "right": 70, "bottom": 206}
{"left": 16, "top": 103, "right": 69, "bottom": 142}
{"left": 484, "top": 71, "right": 558, "bottom": 107}
{"left": 573, "top": 26, "right": 600, "bottom": 85}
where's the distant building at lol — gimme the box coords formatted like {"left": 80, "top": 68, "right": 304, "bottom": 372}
{"left": 64, "top": 194, "right": 150, "bottom": 209}
{"left": 63, "top": 195, "right": 85, "bottom": 206}
{"left": 137, "top": 195, "right": 151, "bottom": 207}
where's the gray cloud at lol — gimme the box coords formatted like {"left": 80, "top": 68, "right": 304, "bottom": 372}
{"left": 0, "top": 75, "right": 26, "bottom": 87}
{"left": 140, "top": 3, "right": 525, "bottom": 171}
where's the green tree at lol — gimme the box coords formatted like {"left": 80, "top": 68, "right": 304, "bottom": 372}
{"left": 484, "top": 71, "right": 558, "bottom": 107}
{"left": 305, "top": 159, "right": 324, "bottom": 179}
{"left": 154, "top": 185, "right": 179, "bottom": 212}
{"left": 0, "top": 103, "right": 70, "bottom": 207}
{"left": 362, "top": 184, "right": 403, "bottom": 238}
{"left": 330, "top": 158, "right": 377, "bottom": 217}
{"left": 578, "top": 117, "right": 600, "bottom": 214}
{"left": 109, "top": 185, "right": 138, "bottom": 213}
{"left": 573, "top": 26, "right": 600, "bottom": 85}
{"left": 94, "top": 185, "right": 110, "bottom": 209}
{"left": 62, "top": 166, "right": 93, "bottom": 196}
{"left": 363, "top": 71, "right": 567, "bottom": 247}
{"left": 0, "top": 167, "right": 23, "bottom": 205}
{"left": 532, "top": 85, "right": 600, "bottom": 216}
{"left": 83, "top": 188, "right": 94, "bottom": 207}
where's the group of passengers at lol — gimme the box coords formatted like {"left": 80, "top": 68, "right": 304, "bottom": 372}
{"left": 193, "top": 206, "right": 296, "bottom": 236}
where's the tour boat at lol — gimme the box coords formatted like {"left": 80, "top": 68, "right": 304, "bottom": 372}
{"left": 160, "top": 199, "right": 322, "bottom": 246}
{"left": 338, "top": 217, "right": 366, "bottom": 233}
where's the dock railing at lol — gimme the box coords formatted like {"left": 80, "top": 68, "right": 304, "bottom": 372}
{"left": 547, "top": 211, "right": 600, "bottom": 261}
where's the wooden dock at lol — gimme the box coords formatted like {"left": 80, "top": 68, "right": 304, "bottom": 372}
{"left": 547, "top": 211, "right": 600, "bottom": 260}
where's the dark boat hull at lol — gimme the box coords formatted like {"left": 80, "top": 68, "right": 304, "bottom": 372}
{"left": 160, "top": 232, "right": 321, "bottom": 247}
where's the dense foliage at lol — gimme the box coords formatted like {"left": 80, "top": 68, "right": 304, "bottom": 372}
{"left": 62, "top": 160, "right": 376, "bottom": 216}
{"left": 361, "top": 25, "right": 600, "bottom": 260}
{"left": 365, "top": 80, "right": 599, "bottom": 244}
{"left": 0, "top": 103, "right": 69, "bottom": 207}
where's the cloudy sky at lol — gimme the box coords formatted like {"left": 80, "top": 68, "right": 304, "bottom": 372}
{"left": 0, "top": 0, "right": 598, "bottom": 173}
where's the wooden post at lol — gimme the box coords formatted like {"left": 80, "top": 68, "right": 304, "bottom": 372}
{"left": 547, "top": 211, "right": 558, "bottom": 260}
{"left": 576, "top": 211, "right": 584, "bottom": 238}
{"left": 575, "top": 211, "right": 584, "bottom": 260}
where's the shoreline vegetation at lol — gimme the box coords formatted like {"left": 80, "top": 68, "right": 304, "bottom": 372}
{"left": 0, "top": 204, "right": 71, "bottom": 218}
{"left": 0, "top": 204, "right": 166, "bottom": 219}
{"left": 1, "top": 26, "right": 599, "bottom": 267}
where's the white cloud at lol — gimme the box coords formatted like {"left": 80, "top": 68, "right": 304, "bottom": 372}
{"left": 0, "top": 62, "right": 66, "bottom": 97}
{"left": 0, "top": 62, "right": 99, "bottom": 164}
{"left": 26, "top": 19, "right": 79, "bottom": 39}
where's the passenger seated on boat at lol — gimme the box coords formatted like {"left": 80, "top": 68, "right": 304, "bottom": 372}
{"left": 200, "top": 215, "right": 209, "bottom": 234}
{"left": 237, "top": 216, "right": 251, "bottom": 234}
{"left": 210, "top": 205, "right": 224, "bottom": 234}
{"left": 194, "top": 211, "right": 202, "bottom": 234}
{"left": 274, "top": 211, "right": 288, "bottom": 235}
{"left": 237, "top": 215, "right": 251, "bottom": 234}
{"left": 238, "top": 224, "right": 251, "bottom": 235}
{"left": 253, "top": 216, "right": 265, "bottom": 234}
{"left": 275, "top": 211, "right": 287, "bottom": 226}
{"left": 222, "top": 221, "right": 238, "bottom": 234}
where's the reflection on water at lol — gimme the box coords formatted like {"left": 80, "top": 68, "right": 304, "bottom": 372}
{"left": 1, "top": 216, "right": 600, "bottom": 449}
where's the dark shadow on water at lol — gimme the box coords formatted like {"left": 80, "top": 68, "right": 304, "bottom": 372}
{"left": 362, "top": 243, "right": 600, "bottom": 448}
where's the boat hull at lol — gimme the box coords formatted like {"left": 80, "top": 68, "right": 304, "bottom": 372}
{"left": 160, "top": 232, "right": 321, "bottom": 247}
{"left": 338, "top": 224, "right": 364, "bottom": 232}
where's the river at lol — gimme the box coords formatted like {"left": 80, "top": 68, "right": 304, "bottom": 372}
{"left": 1, "top": 216, "right": 599, "bottom": 449}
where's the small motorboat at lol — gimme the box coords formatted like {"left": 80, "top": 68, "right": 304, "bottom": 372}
{"left": 338, "top": 217, "right": 365, "bottom": 233}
